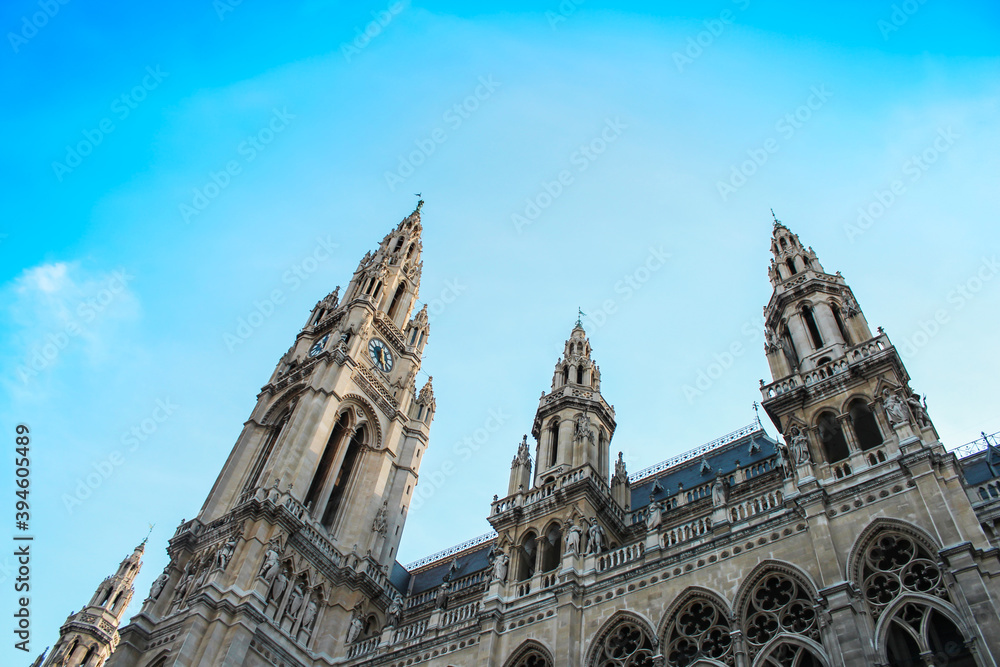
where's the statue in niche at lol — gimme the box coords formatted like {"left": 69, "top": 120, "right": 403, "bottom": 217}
{"left": 775, "top": 440, "right": 792, "bottom": 478}
{"left": 302, "top": 597, "right": 319, "bottom": 630}
{"left": 347, "top": 612, "right": 364, "bottom": 644}
{"left": 286, "top": 583, "right": 304, "bottom": 620}
{"left": 386, "top": 593, "right": 403, "bottom": 627}
{"left": 148, "top": 570, "right": 170, "bottom": 601}
{"left": 268, "top": 570, "right": 288, "bottom": 603}
{"left": 435, "top": 581, "right": 450, "bottom": 610}
{"left": 565, "top": 519, "right": 582, "bottom": 555}
{"left": 788, "top": 426, "right": 811, "bottom": 465}
{"left": 491, "top": 552, "right": 509, "bottom": 583}
{"left": 575, "top": 413, "right": 595, "bottom": 444}
{"left": 882, "top": 388, "right": 909, "bottom": 425}
{"left": 586, "top": 520, "right": 606, "bottom": 554}
{"left": 712, "top": 474, "right": 729, "bottom": 507}
{"left": 646, "top": 500, "right": 662, "bottom": 531}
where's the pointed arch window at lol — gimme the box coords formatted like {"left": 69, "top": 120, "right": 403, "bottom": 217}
{"left": 817, "top": 412, "right": 849, "bottom": 463}
{"left": 540, "top": 523, "right": 562, "bottom": 572}
{"left": 517, "top": 532, "right": 537, "bottom": 582}
{"left": 848, "top": 399, "right": 882, "bottom": 451}
{"left": 321, "top": 425, "right": 366, "bottom": 528}
{"left": 387, "top": 282, "right": 407, "bottom": 321}
{"left": 665, "top": 597, "right": 733, "bottom": 666}
{"left": 304, "top": 413, "right": 350, "bottom": 512}
{"left": 393, "top": 237, "right": 404, "bottom": 253}
{"left": 802, "top": 306, "right": 823, "bottom": 349}
{"left": 549, "top": 419, "right": 560, "bottom": 466}
{"left": 406, "top": 243, "right": 415, "bottom": 259}
{"left": 781, "top": 325, "right": 799, "bottom": 367}
{"left": 786, "top": 258, "right": 797, "bottom": 275}
{"left": 244, "top": 410, "right": 291, "bottom": 493}
{"left": 832, "top": 306, "right": 851, "bottom": 345}
{"left": 576, "top": 365, "right": 584, "bottom": 384}
{"left": 592, "top": 619, "right": 655, "bottom": 667}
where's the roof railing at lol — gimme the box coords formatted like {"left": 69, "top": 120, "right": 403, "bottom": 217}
{"left": 404, "top": 531, "right": 496, "bottom": 571}
{"left": 628, "top": 422, "right": 762, "bottom": 485}
{"left": 951, "top": 430, "right": 1000, "bottom": 460}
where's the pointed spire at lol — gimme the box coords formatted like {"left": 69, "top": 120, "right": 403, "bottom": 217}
{"left": 417, "top": 375, "right": 435, "bottom": 404}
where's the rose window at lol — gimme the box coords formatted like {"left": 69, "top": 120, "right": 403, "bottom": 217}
{"left": 595, "top": 622, "right": 655, "bottom": 667}
{"left": 860, "top": 532, "right": 947, "bottom": 618}
{"left": 743, "top": 574, "right": 819, "bottom": 661}
{"left": 666, "top": 598, "right": 734, "bottom": 666}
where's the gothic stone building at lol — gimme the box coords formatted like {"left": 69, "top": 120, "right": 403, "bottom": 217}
{"left": 66, "top": 204, "right": 1000, "bottom": 667}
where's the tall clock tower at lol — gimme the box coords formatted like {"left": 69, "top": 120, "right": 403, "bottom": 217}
{"left": 110, "top": 202, "right": 436, "bottom": 666}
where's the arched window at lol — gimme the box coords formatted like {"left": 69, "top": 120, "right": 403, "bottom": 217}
{"left": 885, "top": 608, "right": 976, "bottom": 667}
{"left": 787, "top": 258, "right": 797, "bottom": 275}
{"left": 592, "top": 618, "right": 656, "bottom": 667}
{"left": 664, "top": 596, "right": 733, "bottom": 665}
{"left": 832, "top": 306, "right": 851, "bottom": 345}
{"left": 365, "top": 277, "right": 377, "bottom": 295}
{"left": 759, "top": 643, "right": 824, "bottom": 667}
{"left": 417, "top": 331, "right": 425, "bottom": 348}
{"left": 576, "top": 365, "right": 584, "bottom": 384}
{"left": 312, "top": 308, "right": 325, "bottom": 325}
{"left": 802, "top": 306, "right": 823, "bottom": 349}
{"left": 406, "top": 243, "right": 415, "bottom": 259}
{"left": 82, "top": 645, "right": 97, "bottom": 666}
{"left": 504, "top": 642, "right": 553, "bottom": 667}
{"left": 387, "top": 282, "right": 407, "bottom": 321}
{"left": 393, "top": 237, "right": 404, "bottom": 253}
{"left": 409, "top": 328, "right": 418, "bottom": 345}
{"left": 244, "top": 410, "right": 290, "bottom": 493}
{"left": 781, "top": 325, "right": 799, "bottom": 367}
{"left": 562, "top": 367, "right": 569, "bottom": 386}
{"left": 780, "top": 237, "right": 787, "bottom": 249}
{"left": 742, "top": 572, "right": 820, "bottom": 663}
{"left": 849, "top": 400, "right": 882, "bottom": 451}
{"left": 817, "top": 412, "right": 849, "bottom": 463}
{"left": 549, "top": 419, "right": 560, "bottom": 467}
{"left": 304, "top": 413, "right": 350, "bottom": 512}
{"left": 540, "top": 523, "right": 562, "bottom": 572}
{"left": 517, "top": 532, "right": 537, "bottom": 582}
{"left": 321, "top": 425, "right": 366, "bottom": 528}
{"left": 111, "top": 590, "right": 122, "bottom": 610}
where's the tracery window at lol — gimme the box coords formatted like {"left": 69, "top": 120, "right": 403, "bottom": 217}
{"left": 885, "top": 607, "right": 976, "bottom": 667}
{"left": 594, "top": 621, "right": 655, "bottom": 667}
{"left": 511, "top": 650, "right": 551, "bottom": 667}
{"left": 860, "top": 531, "right": 947, "bottom": 619}
{"left": 665, "top": 598, "right": 734, "bottom": 666}
{"left": 758, "top": 643, "right": 823, "bottom": 667}
{"left": 743, "top": 573, "right": 819, "bottom": 662}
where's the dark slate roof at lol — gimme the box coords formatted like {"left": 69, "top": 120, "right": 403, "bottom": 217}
{"left": 408, "top": 542, "right": 494, "bottom": 595}
{"left": 960, "top": 446, "right": 1000, "bottom": 486}
{"left": 390, "top": 560, "right": 410, "bottom": 593}
{"left": 630, "top": 428, "right": 778, "bottom": 512}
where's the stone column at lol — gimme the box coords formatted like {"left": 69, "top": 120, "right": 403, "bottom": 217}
{"left": 787, "top": 313, "right": 814, "bottom": 357}
{"left": 814, "top": 301, "right": 845, "bottom": 346}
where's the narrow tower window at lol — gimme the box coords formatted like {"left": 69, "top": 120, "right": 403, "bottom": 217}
{"left": 393, "top": 237, "right": 404, "bottom": 253}
{"left": 304, "top": 413, "right": 350, "bottom": 511}
{"left": 321, "top": 425, "right": 366, "bottom": 529}
{"left": 786, "top": 258, "right": 797, "bottom": 275}
{"left": 802, "top": 306, "right": 824, "bottom": 349}
{"left": 244, "top": 411, "right": 289, "bottom": 493}
{"left": 549, "top": 419, "right": 560, "bottom": 467}
{"left": 833, "top": 306, "right": 851, "bottom": 345}
{"left": 576, "top": 365, "right": 584, "bottom": 384}
{"left": 387, "top": 283, "right": 407, "bottom": 321}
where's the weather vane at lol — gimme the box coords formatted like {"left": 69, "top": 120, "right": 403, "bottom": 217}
{"left": 752, "top": 401, "right": 761, "bottom": 425}
{"left": 576, "top": 307, "right": 586, "bottom": 327}
{"left": 770, "top": 208, "right": 781, "bottom": 226}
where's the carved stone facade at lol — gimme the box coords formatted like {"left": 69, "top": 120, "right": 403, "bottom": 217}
{"left": 93, "top": 210, "right": 1000, "bottom": 667}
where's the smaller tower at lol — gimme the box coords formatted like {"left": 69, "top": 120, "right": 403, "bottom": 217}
{"left": 508, "top": 435, "right": 533, "bottom": 495}
{"left": 44, "top": 540, "right": 145, "bottom": 667}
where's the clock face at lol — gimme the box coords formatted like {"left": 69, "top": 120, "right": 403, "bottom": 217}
{"left": 368, "top": 338, "right": 394, "bottom": 372}
{"left": 308, "top": 335, "right": 329, "bottom": 357}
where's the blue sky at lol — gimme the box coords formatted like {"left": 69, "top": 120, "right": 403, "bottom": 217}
{"left": 1, "top": 0, "right": 998, "bottom": 660}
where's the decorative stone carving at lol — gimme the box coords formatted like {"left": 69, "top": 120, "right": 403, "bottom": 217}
{"left": 907, "top": 392, "right": 930, "bottom": 428}
{"left": 787, "top": 426, "right": 811, "bottom": 465}
{"left": 302, "top": 597, "right": 319, "bottom": 630}
{"left": 259, "top": 540, "right": 282, "bottom": 583}
{"left": 712, "top": 474, "right": 729, "bottom": 507}
{"left": 386, "top": 593, "right": 403, "bottom": 627}
{"left": 347, "top": 612, "right": 364, "bottom": 644}
{"left": 512, "top": 435, "right": 531, "bottom": 467}
{"left": 775, "top": 440, "right": 792, "bottom": 478}
{"left": 882, "top": 389, "right": 909, "bottom": 426}
{"left": 565, "top": 519, "right": 582, "bottom": 555}
{"left": 286, "top": 583, "right": 304, "bottom": 620}
{"left": 646, "top": 500, "right": 662, "bottom": 531}
{"left": 148, "top": 570, "right": 169, "bottom": 601}
{"left": 372, "top": 501, "right": 388, "bottom": 535}
{"left": 435, "top": 581, "right": 450, "bottom": 610}
{"left": 216, "top": 537, "right": 236, "bottom": 571}
{"left": 574, "top": 413, "right": 595, "bottom": 444}
{"left": 491, "top": 552, "right": 509, "bottom": 583}
{"left": 586, "top": 520, "right": 606, "bottom": 555}
{"left": 268, "top": 570, "right": 288, "bottom": 603}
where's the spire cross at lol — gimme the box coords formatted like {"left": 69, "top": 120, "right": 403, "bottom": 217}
{"left": 770, "top": 208, "right": 781, "bottom": 226}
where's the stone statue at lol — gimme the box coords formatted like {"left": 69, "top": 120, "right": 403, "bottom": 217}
{"left": 260, "top": 542, "right": 281, "bottom": 582}
{"left": 907, "top": 393, "right": 930, "bottom": 428}
{"left": 775, "top": 440, "right": 791, "bottom": 478}
{"left": 347, "top": 615, "right": 364, "bottom": 643}
{"left": 575, "top": 413, "right": 595, "bottom": 444}
{"left": 286, "top": 583, "right": 304, "bottom": 620}
{"left": 587, "top": 520, "right": 606, "bottom": 555}
{"left": 764, "top": 327, "right": 778, "bottom": 352}
{"left": 565, "top": 520, "right": 583, "bottom": 554}
{"left": 148, "top": 570, "right": 170, "bottom": 601}
{"left": 386, "top": 593, "right": 403, "bottom": 627}
{"left": 883, "top": 389, "right": 909, "bottom": 425}
{"left": 372, "top": 501, "right": 388, "bottom": 535}
{"left": 788, "top": 426, "right": 811, "bottom": 465}
{"left": 614, "top": 452, "right": 627, "bottom": 479}
{"left": 302, "top": 598, "right": 319, "bottom": 629}
{"left": 491, "top": 552, "right": 509, "bottom": 583}
{"left": 216, "top": 538, "right": 236, "bottom": 570}
{"left": 435, "top": 581, "right": 450, "bottom": 610}
{"left": 712, "top": 475, "right": 729, "bottom": 507}
{"left": 646, "top": 500, "right": 662, "bottom": 531}
{"left": 268, "top": 570, "right": 288, "bottom": 603}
